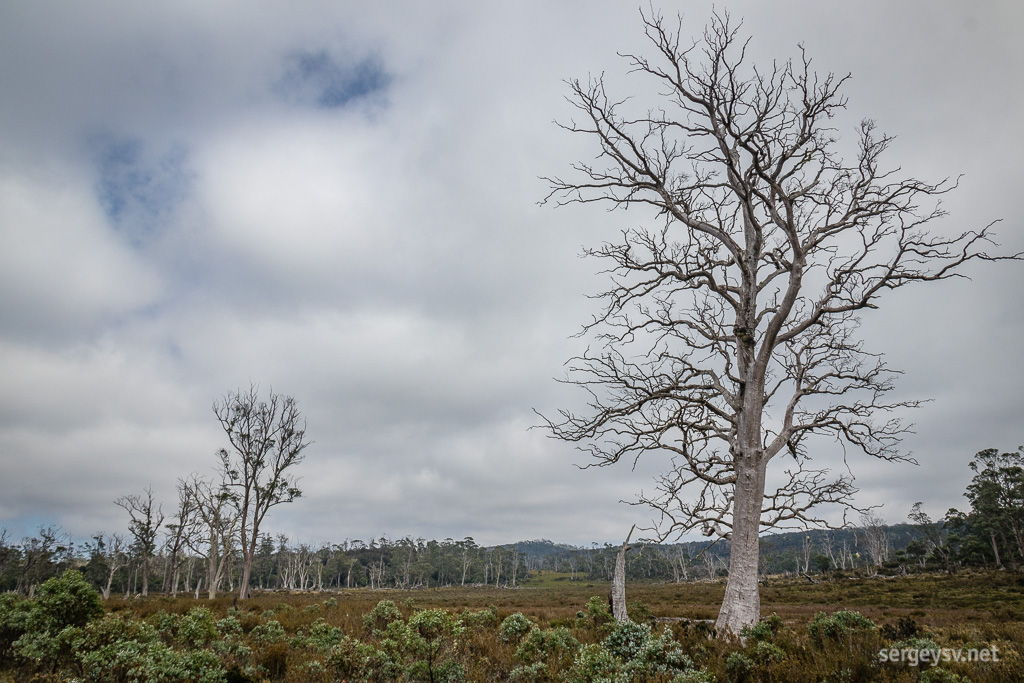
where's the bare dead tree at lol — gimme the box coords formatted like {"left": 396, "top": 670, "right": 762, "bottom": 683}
{"left": 213, "top": 385, "right": 310, "bottom": 600}
{"left": 819, "top": 530, "right": 842, "bottom": 571}
{"left": 115, "top": 487, "right": 164, "bottom": 597}
{"left": 858, "top": 511, "right": 890, "bottom": 575}
{"left": 540, "top": 10, "right": 1019, "bottom": 634}
{"left": 799, "top": 534, "right": 813, "bottom": 575}
{"left": 610, "top": 525, "right": 635, "bottom": 622}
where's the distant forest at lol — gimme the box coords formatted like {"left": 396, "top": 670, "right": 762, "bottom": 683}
{"left": 0, "top": 522, "right": 937, "bottom": 597}
{"left": 2, "top": 446, "right": 1022, "bottom": 597}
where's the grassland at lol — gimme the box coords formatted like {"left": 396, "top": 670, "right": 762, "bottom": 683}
{"left": 106, "top": 569, "right": 1024, "bottom": 627}
{"left": 6, "top": 570, "right": 1024, "bottom": 681}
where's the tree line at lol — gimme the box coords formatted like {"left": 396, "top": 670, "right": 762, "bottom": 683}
{"left": 2, "top": 445, "right": 1021, "bottom": 597}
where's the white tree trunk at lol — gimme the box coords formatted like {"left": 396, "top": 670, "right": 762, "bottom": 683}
{"left": 715, "top": 459, "right": 766, "bottom": 634}
{"left": 611, "top": 544, "right": 630, "bottom": 622}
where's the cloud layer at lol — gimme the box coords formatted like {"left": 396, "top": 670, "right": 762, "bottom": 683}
{"left": 1, "top": 1, "right": 1022, "bottom": 546}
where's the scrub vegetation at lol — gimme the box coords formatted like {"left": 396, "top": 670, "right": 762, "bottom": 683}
{"left": 2, "top": 569, "right": 1023, "bottom": 682}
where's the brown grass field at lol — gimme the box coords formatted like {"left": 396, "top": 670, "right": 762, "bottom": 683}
{"left": 106, "top": 570, "right": 1024, "bottom": 629}
{"left": 83, "top": 570, "right": 1024, "bottom": 682}
{"left": 6, "top": 571, "right": 1023, "bottom": 681}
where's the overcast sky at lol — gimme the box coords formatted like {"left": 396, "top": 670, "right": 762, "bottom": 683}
{"left": 1, "top": 1, "right": 1022, "bottom": 548}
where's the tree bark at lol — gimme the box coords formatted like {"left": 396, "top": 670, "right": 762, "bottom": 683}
{"left": 239, "top": 560, "right": 253, "bottom": 599}
{"left": 716, "top": 460, "right": 766, "bottom": 634}
{"left": 606, "top": 544, "right": 630, "bottom": 626}
{"left": 990, "top": 530, "right": 1002, "bottom": 569}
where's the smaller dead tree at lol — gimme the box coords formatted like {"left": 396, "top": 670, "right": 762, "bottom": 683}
{"left": 610, "top": 525, "right": 635, "bottom": 622}
{"left": 859, "top": 512, "right": 890, "bottom": 575}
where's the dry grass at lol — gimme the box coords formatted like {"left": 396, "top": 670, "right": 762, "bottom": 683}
{"left": 87, "top": 572, "right": 1024, "bottom": 682}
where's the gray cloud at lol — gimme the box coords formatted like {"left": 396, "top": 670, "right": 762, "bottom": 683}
{"left": 1, "top": 1, "right": 1021, "bottom": 546}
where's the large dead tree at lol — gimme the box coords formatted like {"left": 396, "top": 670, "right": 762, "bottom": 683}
{"left": 214, "top": 385, "right": 310, "bottom": 600}
{"left": 542, "top": 11, "right": 1018, "bottom": 635}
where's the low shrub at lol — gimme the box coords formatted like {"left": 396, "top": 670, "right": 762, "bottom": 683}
{"left": 743, "top": 612, "right": 783, "bottom": 642}
{"left": 29, "top": 570, "right": 105, "bottom": 633}
{"left": 807, "top": 610, "right": 877, "bottom": 644}
{"left": 363, "top": 599, "right": 403, "bottom": 636}
{"left": 514, "top": 625, "right": 579, "bottom": 670}
{"left": 460, "top": 605, "right": 499, "bottom": 629}
{"left": 499, "top": 612, "right": 536, "bottom": 644}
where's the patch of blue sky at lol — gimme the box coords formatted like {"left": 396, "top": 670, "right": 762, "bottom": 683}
{"left": 277, "top": 49, "right": 390, "bottom": 110}
{"left": 91, "top": 133, "right": 194, "bottom": 247}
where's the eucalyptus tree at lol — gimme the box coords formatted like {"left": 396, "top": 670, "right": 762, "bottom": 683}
{"left": 163, "top": 481, "right": 199, "bottom": 596}
{"left": 114, "top": 488, "right": 163, "bottom": 597}
{"left": 542, "top": 10, "right": 1018, "bottom": 633}
{"left": 179, "top": 473, "right": 240, "bottom": 599}
{"left": 93, "top": 532, "right": 127, "bottom": 600}
{"left": 963, "top": 447, "right": 1024, "bottom": 568}
{"left": 213, "top": 385, "right": 310, "bottom": 599}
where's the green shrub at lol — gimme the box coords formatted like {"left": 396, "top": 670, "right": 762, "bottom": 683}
{"left": 628, "top": 601, "right": 653, "bottom": 622}
{"left": 509, "top": 660, "right": 548, "bottom": 681}
{"left": 210, "top": 634, "right": 253, "bottom": 668}
{"left": 167, "top": 607, "right": 218, "bottom": 648}
{"left": 375, "top": 609, "right": 466, "bottom": 683}
{"left": 460, "top": 605, "right": 498, "bottom": 629}
{"left": 363, "top": 599, "right": 403, "bottom": 635}
{"left": 742, "top": 613, "right": 783, "bottom": 642}
{"left": 672, "top": 669, "right": 717, "bottom": 683}
{"left": 603, "top": 620, "right": 649, "bottom": 661}
{"left": 82, "top": 639, "right": 225, "bottom": 682}
{"left": 215, "top": 616, "right": 244, "bottom": 639}
{"left": 29, "top": 569, "right": 105, "bottom": 633}
{"left": 303, "top": 618, "right": 345, "bottom": 651}
{"left": 752, "top": 640, "right": 786, "bottom": 666}
{"left": 10, "top": 628, "right": 67, "bottom": 668}
{"left": 807, "top": 610, "right": 877, "bottom": 643}
{"left": 725, "top": 651, "right": 754, "bottom": 681}
{"left": 499, "top": 613, "right": 536, "bottom": 644}
{"left": 5, "top": 571, "right": 106, "bottom": 671}
{"left": 328, "top": 635, "right": 391, "bottom": 680}
{"left": 0, "top": 594, "right": 30, "bottom": 661}
{"left": 565, "top": 643, "right": 619, "bottom": 683}
{"left": 919, "top": 668, "right": 970, "bottom": 683}
{"left": 64, "top": 615, "right": 226, "bottom": 683}
{"left": 514, "top": 625, "right": 579, "bottom": 668}
{"left": 580, "top": 596, "right": 614, "bottom": 631}
{"left": 564, "top": 621, "right": 696, "bottom": 682}
{"left": 892, "top": 635, "right": 940, "bottom": 652}
{"left": 617, "top": 624, "right": 695, "bottom": 678}
{"left": 249, "top": 619, "right": 286, "bottom": 645}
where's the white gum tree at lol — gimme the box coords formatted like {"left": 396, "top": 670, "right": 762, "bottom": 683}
{"left": 542, "top": 11, "right": 1018, "bottom": 635}
{"left": 214, "top": 385, "right": 310, "bottom": 600}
